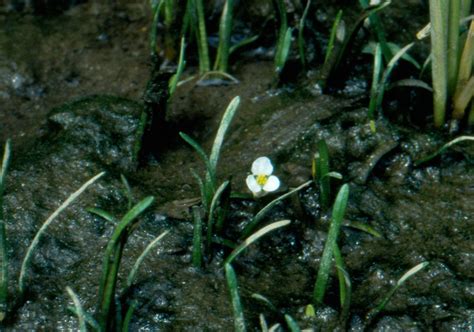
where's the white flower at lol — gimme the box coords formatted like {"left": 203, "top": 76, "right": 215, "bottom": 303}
{"left": 246, "top": 157, "right": 280, "bottom": 197}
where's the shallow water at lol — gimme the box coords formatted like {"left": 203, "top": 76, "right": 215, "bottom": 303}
{"left": 0, "top": 1, "right": 473, "bottom": 331}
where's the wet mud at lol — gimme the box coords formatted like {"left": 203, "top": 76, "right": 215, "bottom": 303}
{"left": 0, "top": 1, "right": 473, "bottom": 331}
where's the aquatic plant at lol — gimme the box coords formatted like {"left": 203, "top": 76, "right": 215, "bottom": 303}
{"left": 225, "top": 220, "right": 291, "bottom": 265}
{"left": 245, "top": 157, "right": 280, "bottom": 198}
{"left": 358, "top": 0, "right": 393, "bottom": 63}
{"left": 428, "top": 1, "right": 473, "bottom": 127}
{"left": 225, "top": 263, "right": 246, "bottom": 332}
{"left": 274, "top": 0, "right": 293, "bottom": 76}
{"left": 365, "top": 261, "right": 429, "bottom": 324}
{"left": 368, "top": 42, "right": 415, "bottom": 131}
{"left": 298, "top": 0, "right": 312, "bottom": 68}
{"left": 312, "top": 139, "right": 343, "bottom": 210}
{"left": 180, "top": 96, "right": 240, "bottom": 265}
{"left": 313, "top": 183, "right": 349, "bottom": 305}
{"left": 0, "top": 140, "right": 11, "bottom": 321}
{"left": 318, "top": 1, "right": 391, "bottom": 90}
{"left": 415, "top": 135, "right": 474, "bottom": 165}
{"left": 92, "top": 196, "right": 155, "bottom": 331}
{"left": 241, "top": 180, "right": 312, "bottom": 238}
{"left": 185, "top": 0, "right": 236, "bottom": 77}
{"left": 19, "top": 172, "right": 106, "bottom": 295}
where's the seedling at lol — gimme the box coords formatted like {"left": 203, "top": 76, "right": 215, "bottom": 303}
{"left": 180, "top": 97, "right": 240, "bottom": 263}
{"left": 92, "top": 196, "right": 155, "bottom": 331}
{"left": 225, "top": 263, "right": 246, "bottom": 332}
{"left": 365, "top": 261, "right": 429, "bottom": 324}
{"left": 318, "top": 1, "right": 391, "bottom": 90}
{"left": 298, "top": 0, "right": 312, "bottom": 67}
{"left": 414, "top": 135, "right": 474, "bottom": 166}
{"left": 274, "top": 0, "right": 292, "bottom": 76}
{"left": 313, "top": 184, "right": 349, "bottom": 305}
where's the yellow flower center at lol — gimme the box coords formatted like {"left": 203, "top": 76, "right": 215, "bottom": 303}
{"left": 256, "top": 174, "right": 268, "bottom": 186}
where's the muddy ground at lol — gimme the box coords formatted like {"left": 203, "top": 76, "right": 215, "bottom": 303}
{"left": 0, "top": 1, "right": 473, "bottom": 331}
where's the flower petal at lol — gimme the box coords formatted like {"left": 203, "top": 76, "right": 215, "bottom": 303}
{"left": 263, "top": 175, "right": 280, "bottom": 192}
{"left": 251, "top": 156, "right": 273, "bottom": 176}
{"left": 246, "top": 175, "right": 262, "bottom": 193}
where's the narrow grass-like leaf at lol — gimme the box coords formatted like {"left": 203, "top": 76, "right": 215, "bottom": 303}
{"left": 126, "top": 230, "right": 169, "bottom": 288}
{"left": 415, "top": 135, "right": 474, "bottom": 166}
{"left": 334, "top": 1, "right": 391, "bottom": 71}
{"left": 66, "top": 287, "right": 88, "bottom": 332}
{"left": 333, "top": 244, "right": 351, "bottom": 323}
{"left": 68, "top": 307, "right": 100, "bottom": 330}
{"left": 358, "top": 0, "right": 392, "bottom": 63}
{"left": 275, "top": 27, "right": 293, "bottom": 74}
{"left": 366, "top": 262, "right": 429, "bottom": 322}
{"left": 229, "top": 35, "right": 259, "bottom": 54}
{"left": 368, "top": 43, "right": 383, "bottom": 126}
{"left": 225, "top": 263, "right": 246, "bottom": 332}
{"left": 453, "top": 20, "right": 474, "bottom": 119}
{"left": 313, "top": 184, "right": 349, "bottom": 305}
{"left": 375, "top": 43, "right": 414, "bottom": 113}
{"left": 87, "top": 207, "right": 116, "bottom": 223}
{"left": 206, "top": 180, "right": 230, "bottom": 251}
{"left": 97, "top": 196, "right": 154, "bottom": 331}
{"left": 209, "top": 96, "right": 240, "bottom": 173}
{"left": 120, "top": 174, "right": 133, "bottom": 210}
{"left": 251, "top": 293, "right": 278, "bottom": 312}
{"left": 242, "top": 181, "right": 312, "bottom": 238}
{"left": 192, "top": 206, "right": 203, "bottom": 268}
{"left": 260, "top": 314, "right": 269, "bottom": 332}
{"left": 447, "top": 0, "right": 461, "bottom": 97}
{"left": 215, "top": 180, "right": 232, "bottom": 233}
{"left": 190, "top": 169, "right": 206, "bottom": 209}
{"left": 211, "top": 235, "right": 237, "bottom": 249}
{"left": 169, "top": 37, "right": 186, "bottom": 98}
{"left": 0, "top": 139, "right": 11, "bottom": 320}
{"left": 298, "top": 0, "right": 311, "bottom": 67}
{"left": 180, "top": 132, "right": 212, "bottom": 175}
{"left": 274, "top": 0, "right": 290, "bottom": 74}
{"left": 19, "top": 171, "right": 105, "bottom": 294}
{"left": 429, "top": 1, "right": 449, "bottom": 127}
{"left": 388, "top": 78, "right": 433, "bottom": 92}
{"left": 323, "top": 10, "right": 344, "bottom": 67}
{"left": 284, "top": 314, "right": 301, "bottom": 332}
{"left": 315, "top": 140, "right": 330, "bottom": 210}
{"left": 214, "top": 0, "right": 234, "bottom": 73}
{"left": 197, "top": 71, "right": 240, "bottom": 85}
{"left": 344, "top": 221, "right": 382, "bottom": 238}
{"left": 453, "top": 76, "right": 474, "bottom": 118}
{"left": 226, "top": 220, "right": 291, "bottom": 265}
{"left": 193, "top": 0, "right": 210, "bottom": 73}
{"left": 149, "top": 0, "right": 164, "bottom": 57}
{"left": 122, "top": 300, "right": 137, "bottom": 332}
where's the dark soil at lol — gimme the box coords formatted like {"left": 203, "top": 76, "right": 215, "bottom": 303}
{"left": 0, "top": 1, "right": 473, "bottom": 331}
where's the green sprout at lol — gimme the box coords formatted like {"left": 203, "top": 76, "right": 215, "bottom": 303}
{"left": 298, "top": 0, "right": 312, "bottom": 68}
{"left": 180, "top": 96, "right": 240, "bottom": 264}
{"left": 366, "top": 261, "right": 429, "bottom": 323}
{"left": 313, "top": 183, "right": 349, "bottom": 305}
{"left": 0, "top": 140, "right": 11, "bottom": 321}
{"left": 225, "top": 263, "right": 246, "bottom": 332}
{"left": 274, "top": 0, "right": 293, "bottom": 76}
{"left": 318, "top": 1, "right": 391, "bottom": 90}
{"left": 92, "top": 196, "right": 155, "bottom": 331}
